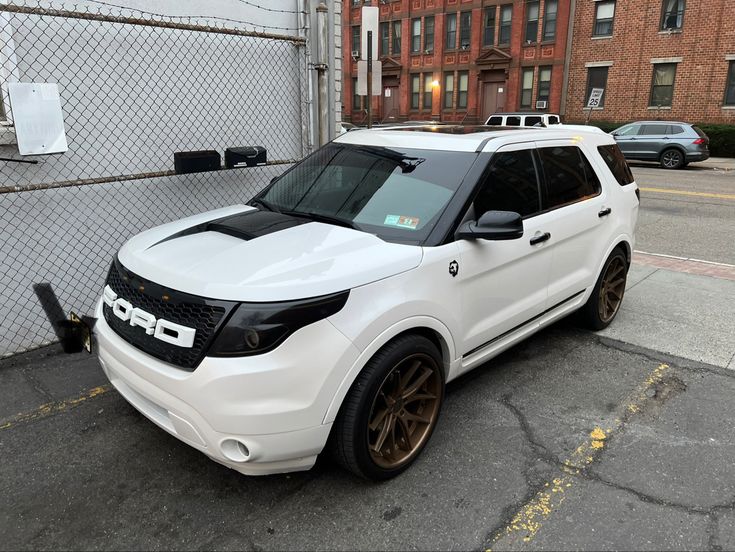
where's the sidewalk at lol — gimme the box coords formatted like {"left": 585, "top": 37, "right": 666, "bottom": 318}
{"left": 695, "top": 157, "right": 735, "bottom": 171}
{"left": 599, "top": 252, "right": 735, "bottom": 370}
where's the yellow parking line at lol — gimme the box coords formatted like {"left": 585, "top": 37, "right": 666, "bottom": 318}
{"left": 487, "top": 364, "right": 670, "bottom": 550}
{"left": 0, "top": 385, "right": 111, "bottom": 431}
{"left": 639, "top": 187, "right": 735, "bottom": 200}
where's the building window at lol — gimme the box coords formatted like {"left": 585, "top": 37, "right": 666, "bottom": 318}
{"left": 538, "top": 66, "right": 552, "bottom": 103}
{"left": 594, "top": 1, "right": 615, "bottom": 37}
{"left": 483, "top": 7, "right": 496, "bottom": 47}
{"left": 445, "top": 13, "right": 457, "bottom": 50}
{"left": 380, "top": 22, "right": 389, "bottom": 56}
{"left": 459, "top": 11, "right": 472, "bottom": 49}
{"left": 499, "top": 5, "right": 513, "bottom": 45}
{"left": 525, "top": 1, "right": 539, "bottom": 43}
{"left": 543, "top": 0, "right": 558, "bottom": 41}
{"left": 725, "top": 61, "right": 735, "bottom": 106}
{"left": 411, "top": 74, "right": 420, "bottom": 109}
{"left": 649, "top": 63, "right": 676, "bottom": 107}
{"left": 457, "top": 71, "right": 469, "bottom": 109}
{"left": 586, "top": 66, "right": 609, "bottom": 107}
{"left": 392, "top": 20, "right": 402, "bottom": 55}
{"left": 411, "top": 18, "right": 421, "bottom": 53}
{"left": 351, "top": 26, "right": 360, "bottom": 56}
{"left": 444, "top": 72, "right": 455, "bottom": 108}
{"left": 352, "top": 77, "right": 362, "bottom": 111}
{"left": 424, "top": 16, "right": 435, "bottom": 53}
{"left": 661, "top": 0, "right": 685, "bottom": 30}
{"left": 424, "top": 74, "right": 433, "bottom": 110}
{"left": 520, "top": 68, "right": 534, "bottom": 108}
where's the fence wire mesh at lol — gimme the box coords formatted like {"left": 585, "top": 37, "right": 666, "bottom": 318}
{"left": 0, "top": 1, "right": 310, "bottom": 356}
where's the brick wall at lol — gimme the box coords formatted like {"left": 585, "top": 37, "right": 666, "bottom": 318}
{"left": 342, "top": 0, "right": 571, "bottom": 123}
{"left": 566, "top": 0, "right": 735, "bottom": 125}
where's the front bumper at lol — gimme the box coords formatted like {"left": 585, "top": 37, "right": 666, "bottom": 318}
{"left": 95, "top": 301, "right": 360, "bottom": 475}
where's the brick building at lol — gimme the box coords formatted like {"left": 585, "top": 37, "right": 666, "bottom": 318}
{"left": 342, "top": 0, "right": 572, "bottom": 124}
{"left": 564, "top": 0, "right": 735, "bottom": 124}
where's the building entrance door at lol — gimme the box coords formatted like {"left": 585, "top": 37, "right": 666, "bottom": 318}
{"left": 382, "top": 86, "right": 399, "bottom": 121}
{"left": 481, "top": 82, "right": 506, "bottom": 121}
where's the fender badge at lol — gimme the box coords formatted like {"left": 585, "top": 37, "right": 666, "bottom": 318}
{"left": 449, "top": 260, "right": 459, "bottom": 277}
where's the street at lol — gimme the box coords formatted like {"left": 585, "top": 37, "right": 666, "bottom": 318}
{"left": 1, "top": 165, "right": 734, "bottom": 551}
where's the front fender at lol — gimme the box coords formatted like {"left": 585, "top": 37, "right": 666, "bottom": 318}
{"left": 322, "top": 316, "right": 458, "bottom": 424}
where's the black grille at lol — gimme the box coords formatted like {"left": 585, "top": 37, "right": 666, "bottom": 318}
{"left": 102, "top": 260, "right": 236, "bottom": 370}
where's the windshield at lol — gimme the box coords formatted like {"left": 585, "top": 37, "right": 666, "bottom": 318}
{"left": 255, "top": 144, "right": 478, "bottom": 244}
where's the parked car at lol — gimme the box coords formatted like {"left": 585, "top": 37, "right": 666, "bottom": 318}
{"left": 611, "top": 121, "right": 710, "bottom": 169}
{"left": 485, "top": 112, "right": 561, "bottom": 127}
{"left": 95, "top": 125, "right": 639, "bottom": 480}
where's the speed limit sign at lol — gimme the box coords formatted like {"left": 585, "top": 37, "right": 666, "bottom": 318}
{"left": 587, "top": 88, "right": 604, "bottom": 108}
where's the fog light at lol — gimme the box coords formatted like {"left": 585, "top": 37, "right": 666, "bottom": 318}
{"left": 221, "top": 438, "right": 251, "bottom": 462}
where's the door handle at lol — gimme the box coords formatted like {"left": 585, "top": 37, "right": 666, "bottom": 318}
{"left": 530, "top": 232, "right": 551, "bottom": 245}
{"left": 598, "top": 207, "right": 612, "bottom": 217}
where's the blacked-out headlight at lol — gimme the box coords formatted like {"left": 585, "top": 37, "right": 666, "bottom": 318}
{"left": 208, "top": 291, "right": 349, "bottom": 357}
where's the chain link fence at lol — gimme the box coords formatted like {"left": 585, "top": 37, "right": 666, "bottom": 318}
{"left": 0, "top": 1, "right": 311, "bottom": 357}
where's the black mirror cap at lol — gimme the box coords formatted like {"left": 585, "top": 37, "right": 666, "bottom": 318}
{"left": 456, "top": 210, "right": 524, "bottom": 241}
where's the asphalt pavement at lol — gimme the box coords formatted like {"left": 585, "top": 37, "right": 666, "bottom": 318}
{"left": 1, "top": 163, "right": 734, "bottom": 551}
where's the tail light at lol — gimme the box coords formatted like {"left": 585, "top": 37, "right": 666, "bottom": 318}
{"left": 692, "top": 138, "right": 707, "bottom": 145}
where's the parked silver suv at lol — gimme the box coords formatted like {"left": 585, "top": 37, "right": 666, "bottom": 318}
{"left": 611, "top": 121, "right": 709, "bottom": 169}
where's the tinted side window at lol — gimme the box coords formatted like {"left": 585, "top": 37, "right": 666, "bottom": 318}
{"left": 667, "top": 125, "right": 684, "bottom": 135}
{"left": 597, "top": 144, "right": 635, "bottom": 185}
{"left": 640, "top": 124, "right": 667, "bottom": 135}
{"left": 487, "top": 116, "right": 503, "bottom": 125}
{"left": 475, "top": 149, "right": 541, "bottom": 217}
{"left": 506, "top": 116, "right": 521, "bottom": 126}
{"left": 525, "top": 116, "right": 543, "bottom": 126}
{"left": 616, "top": 125, "right": 639, "bottom": 136}
{"left": 539, "top": 146, "right": 601, "bottom": 208}
{"left": 548, "top": 116, "right": 560, "bottom": 124}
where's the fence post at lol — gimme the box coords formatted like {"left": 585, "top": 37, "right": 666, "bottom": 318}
{"left": 316, "top": 2, "right": 328, "bottom": 146}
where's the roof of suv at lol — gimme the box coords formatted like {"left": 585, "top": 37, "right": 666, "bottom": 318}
{"left": 333, "top": 124, "right": 615, "bottom": 153}
{"left": 623, "top": 120, "right": 691, "bottom": 126}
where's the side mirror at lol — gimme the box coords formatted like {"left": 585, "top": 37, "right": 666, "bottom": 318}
{"left": 455, "top": 210, "right": 524, "bottom": 241}
{"left": 611, "top": 131, "right": 619, "bottom": 136}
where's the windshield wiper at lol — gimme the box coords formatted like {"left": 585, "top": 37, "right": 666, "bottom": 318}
{"left": 282, "top": 210, "right": 360, "bottom": 230}
{"left": 249, "top": 197, "right": 280, "bottom": 213}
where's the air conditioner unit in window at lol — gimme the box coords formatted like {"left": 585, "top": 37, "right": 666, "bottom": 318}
{"left": 536, "top": 100, "right": 548, "bottom": 109}
{"left": 351, "top": 50, "right": 359, "bottom": 60}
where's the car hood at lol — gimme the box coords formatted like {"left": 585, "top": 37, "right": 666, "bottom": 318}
{"left": 117, "top": 205, "right": 423, "bottom": 301}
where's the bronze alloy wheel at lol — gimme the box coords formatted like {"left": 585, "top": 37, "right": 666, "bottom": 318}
{"left": 366, "top": 353, "right": 442, "bottom": 469}
{"left": 598, "top": 255, "right": 627, "bottom": 323}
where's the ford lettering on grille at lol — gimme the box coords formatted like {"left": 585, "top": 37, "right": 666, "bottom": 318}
{"left": 103, "top": 285, "right": 196, "bottom": 348}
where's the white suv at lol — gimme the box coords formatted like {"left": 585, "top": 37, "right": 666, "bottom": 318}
{"left": 95, "top": 126, "right": 639, "bottom": 480}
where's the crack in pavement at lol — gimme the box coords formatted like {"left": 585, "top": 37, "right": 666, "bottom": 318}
{"left": 483, "top": 362, "right": 687, "bottom": 550}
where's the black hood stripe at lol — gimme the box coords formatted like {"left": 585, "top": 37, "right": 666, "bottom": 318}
{"left": 148, "top": 209, "right": 310, "bottom": 249}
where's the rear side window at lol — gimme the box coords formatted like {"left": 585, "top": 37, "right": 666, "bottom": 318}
{"left": 506, "top": 116, "right": 521, "bottom": 126}
{"left": 693, "top": 126, "right": 707, "bottom": 138}
{"left": 487, "top": 116, "right": 503, "bottom": 125}
{"left": 475, "top": 149, "right": 541, "bottom": 217}
{"left": 667, "top": 125, "right": 684, "bottom": 135}
{"left": 525, "top": 116, "right": 543, "bottom": 126}
{"left": 538, "top": 146, "right": 601, "bottom": 209}
{"left": 597, "top": 144, "right": 635, "bottom": 185}
{"left": 548, "top": 116, "right": 560, "bottom": 124}
{"left": 640, "top": 124, "right": 667, "bottom": 135}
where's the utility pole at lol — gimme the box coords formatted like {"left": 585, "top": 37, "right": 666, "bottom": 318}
{"left": 315, "top": 2, "right": 328, "bottom": 146}
{"left": 366, "top": 30, "right": 372, "bottom": 129}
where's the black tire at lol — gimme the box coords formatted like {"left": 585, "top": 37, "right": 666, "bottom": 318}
{"left": 331, "top": 334, "right": 445, "bottom": 480}
{"left": 660, "top": 148, "right": 685, "bottom": 170}
{"left": 579, "top": 248, "right": 629, "bottom": 331}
